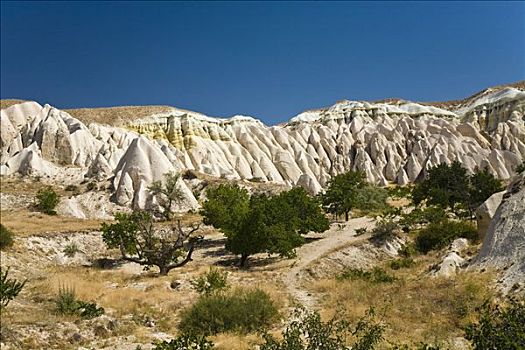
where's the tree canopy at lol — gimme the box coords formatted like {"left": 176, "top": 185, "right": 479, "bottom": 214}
{"left": 320, "top": 170, "right": 368, "bottom": 221}
{"left": 201, "top": 185, "right": 329, "bottom": 267}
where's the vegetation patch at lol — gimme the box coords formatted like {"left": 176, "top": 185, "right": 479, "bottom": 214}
{"left": 0, "top": 224, "right": 14, "bottom": 250}
{"left": 415, "top": 219, "right": 477, "bottom": 254}
{"left": 337, "top": 267, "right": 397, "bottom": 283}
{"left": 179, "top": 288, "right": 279, "bottom": 335}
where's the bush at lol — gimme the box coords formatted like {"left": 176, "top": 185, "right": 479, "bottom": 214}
{"left": 55, "top": 285, "right": 104, "bottom": 319}
{"left": 338, "top": 267, "right": 396, "bottom": 283}
{"left": 63, "top": 242, "right": 80, "bottom": 258}
{"left": 0, "top": 267, "right": 26, "bottom": 309}
{"left": 65, "top": 184, "right": 79, "bottom": 192}
{"left": 415, "top": 220, "right": 477, "bottom": 254}
{"left": 153, "top": 334, "right": 214, "bottom": 350}
{"left": 465, "top": 298, "right": 525, "bottom": 349}
{"left": 399, "top": 206, "right": 447, "bottom": 232}
{"left": 86, "top": 181, "right": 98, "bottom": 191}
{"left": 389, "top": 258, "right": 415, "bottom": 270}
{"left": 191, "top": 268, "right": 228, "bottom": 295}
{"left": 0, "top": 224, "right": 14, "bottom": 250}
{"left": 35, "top": 186, "right": 59, "bottom": 215}
{"left": 179, "top": 288, "right": 279, "bottom": 335}
{"left": 261, "top": 307, "right": 384, "bottom": 350}
{"left": 371, "top": 220, "right": 399, "bottom": 243}
{"left": 516, "top": 161, "right": 525, "bottom": 174}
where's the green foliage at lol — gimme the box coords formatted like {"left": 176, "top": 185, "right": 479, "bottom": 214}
{"left": 354, "top": 185, "right": 390, "bottom": 213}
{"left": 399, "top": 206, "right": 447, "bottom": 232}
{"left": 465, "top": 298, "right": 525, "bottom": 349}
{"left": 260, "top": 307, "right": 384, "bottom": 350}
{"left": 415, "top": 219, "right": 477, "bottom": 254}
{"left": 63, "top": 242, "right": 80, "bottom": 258}
{"left": 153, "top": 334, "right": 214, "bottom": 350}
{"left": 191, "top": 268, "right": 229, "bottom": 296}
{"left": 179, "top": 288, "right": 279, "bottom": 335}
{"left": 386, "top": 186, "right": 413, "bottom": 200}
{"left": 413, "top": 163, "right": 503, "bottom": 216}
{"left": 101, "top": 211, "right": 202, "bottom": 275}
{"left": 389, "top": 258, "right": 414, "bottom": 270}
{"left": 412, "top": 161, "right": 470, "bottom": 214}
{"left": 55, "top": 286, "right": 105, "bottom": 319}
{"left": 55, "top": 285, "right": 80, "bottom": 315}
{"left": 516, "top": 161, "right": 525, "bottom": 174}
{"left": 468, "top": 168, "right": 503, "bottom": 210}
{"left": 35, "top": 186, "right": 60, "bottom": 215}
{"left": 0, "top": 267, "right": 26, "bottom": 310}
{"left": 0, "top": 224, "right": 14, "bottom": 250}
{"left": 337, "top": 267, "right": 396, "bottom": 284}
{"left": 320, "top": 170, "right": 367, "bottom": 221}
{"left": 148, "top": 172, "right": 186, "bottom": 221}
{"left": 370, "top": 220, "right": 399, "bottom": 243}
{"left": 397, "top": 243, "right": 417, "bottom": 258}
{"left": 202, "top": 185, "right": 328, "bottom": 267}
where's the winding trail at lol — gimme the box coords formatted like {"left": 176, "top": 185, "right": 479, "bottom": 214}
{"left": 283, "top": 216, "right": 375, "bottom": 309}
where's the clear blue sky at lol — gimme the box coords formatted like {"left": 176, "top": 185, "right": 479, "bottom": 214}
{"left": 1, "top": 1, "right": 524, "bottom": 124}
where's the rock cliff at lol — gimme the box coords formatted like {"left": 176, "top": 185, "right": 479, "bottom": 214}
{"left": 1, "top": 83, "right": 524, "bottom": 212}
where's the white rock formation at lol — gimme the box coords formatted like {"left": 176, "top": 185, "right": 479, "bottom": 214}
{"left": 475, "top": 190, "right": 505, "bottom": 239}
{"left": 473, "top": 173, "right": 525, "bottom": 293}
{"left": 1, "top": 84, "right": 524, "bottom": 213}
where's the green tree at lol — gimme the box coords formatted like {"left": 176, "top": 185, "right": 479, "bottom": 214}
{"left": 101, "top": 211, "right": 202, "bottom": 275}
{"left": 0, "top": 224, "right": 14, "bottom": 250}
{"left": 35, "top": 186, "right": 60, "bottom": 215}
{"left": 465, "top": 299, "right": 525, "bottom": 349}
{"left": 261, "top": 307, "right": 384, "bottom": 350}
{"left": 321, "top": 171, "right": 367, "bottom": 221}
{"left": 202, "top": 185, "right": 328, "bottom": 267}
{"left": 468, "top": 168, "right": 503, "bottom": 210}
{"left": 0, "top": 267, "right": 26, "bottom": 311}
{"left": 148, "top": 172, "right": 186, "bottom": 221}
{"left": 153, "top": 334, "right": 214, "bottom": 350}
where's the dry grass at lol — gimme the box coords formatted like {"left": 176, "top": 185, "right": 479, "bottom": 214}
{"left": 312, "top": 259, "right": 495, "bottom": 345}
{"left": 0, "top": 209, "right": 103, "bottom": 236}
{"left": 0, "top": 99, "right": 28, "bottom": 109}
{"left": 65, "top": 105, "right": 173, "bottom": 126}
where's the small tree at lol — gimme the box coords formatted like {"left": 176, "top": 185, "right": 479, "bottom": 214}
{"left": 202, "top": 185, "right": 328, "bottom": 267}
{"left": 0, "top": 267, "right": 26, "bottom": 310}
{"left": 468, "top": 168, "right": 503, "bottom": 211}
{"left": 0, "top": 224, "right": 14, "bottom": 250}
{"left": 101, "top": 211, "right": 202, "bottom": 275}
{"left": 321, "top": 171, "right": 367, "bottom": 221}
{"left": 35, "top": 186, "right": 60, "bottom": 215}
{"left": 465, "top": 299, "right": 525, "bottom": 349}
{"left": 191, "top": 268, "right": 229, "bottom": 295}
{"left": 148, "top": 172, "right": 186, "bottom": 221}
{"left": 261, "top": 307, "right": 384, "bottom": 350}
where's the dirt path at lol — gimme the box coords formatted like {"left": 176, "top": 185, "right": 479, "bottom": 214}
{"left": 283, "top": 216, "right": 375, "bottom": 309}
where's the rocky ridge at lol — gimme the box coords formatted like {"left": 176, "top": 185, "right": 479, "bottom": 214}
{"left": 1, "top": 83, "right": 524, "bottom": 216}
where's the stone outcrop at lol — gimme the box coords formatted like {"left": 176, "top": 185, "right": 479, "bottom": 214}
{"left": 473, "top": 173, "right": 525, "bottom": 293}
{"left": 475, "top": 191, "right": 505, "bottom": 239}
{"left": 1, "top": 84, "right": 524, "bottom": 212}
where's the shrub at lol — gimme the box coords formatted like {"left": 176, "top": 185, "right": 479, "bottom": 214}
{"left": 399, "top": 206, "right": 447, "bottom": 232}
{"left": 261, "top": 307, "right": 384, "bottom": 350}
{"left": 355, "top": 227, "right": 368, "bottom": 236}
{"left": 55, "top": 285, "right": 104, "bottom": 319}
{"left": 338, "top": 267, "right": 396, "bottom": 283}
{"left": 35, "top": 186, "right": 60, "bottom": 215}
{"left": 389, "top": 258, "right": 415, "bottom": 270}
{"left": 179, "top": 288, "right": 279, "bottom": 335}
{"left": 86, "top": 181, "right": 98, "bottom": 191}
{"left": 516, "top": 161, "right": 525, "bottom": 174}
{"left": 415, "top": 220, "right": 477, "bottom": 254}
{"left": 191, "top": 268, "right": 228, "bottom": 295}
{"left": 465, "top": 298, "right": 525, "bottom": 349}
{"left": 0, "top": 267, "right": 26, "bottom": 309}
{"left": 63, "top": 242, "right": 80, "bottom": 258}
{"left": 371, "top": 220, "right": 399, "bottom": 243}
{"left": 55, "top": 285, "right": 80, "bottom": 315}
{"left": 0, "top": 224, "right": 14, "bottom": 250}
{"left": 153, "top": 334, "right": 214, "bottom": 350}
{"left": 397, "top": 243, "right": 417, "bottom": 258}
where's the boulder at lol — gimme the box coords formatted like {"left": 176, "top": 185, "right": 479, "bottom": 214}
{"left": 475, "top": 191, "right": 505, "bottom": 239}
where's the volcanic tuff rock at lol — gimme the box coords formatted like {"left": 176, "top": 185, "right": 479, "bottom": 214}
{"left": 1, "top": 83, "right": 524, "bottom": 212}
{"left": 474, "top": 173, "right": 525, "bottom": 294}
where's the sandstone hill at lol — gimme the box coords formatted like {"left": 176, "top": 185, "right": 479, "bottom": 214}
{"left": 1, "top": 82, "right": 524, "bottom": 215}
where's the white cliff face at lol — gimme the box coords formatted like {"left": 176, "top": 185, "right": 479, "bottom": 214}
{"left": 1, "top": 85, "right": 524, "bottom": 212}
{"left": 474, "top": 173, "right": 525, "bottom": 294}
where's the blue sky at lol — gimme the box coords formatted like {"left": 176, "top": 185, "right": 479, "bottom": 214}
{"left": 1, "top": 1, "right": 524, "bottom": 124}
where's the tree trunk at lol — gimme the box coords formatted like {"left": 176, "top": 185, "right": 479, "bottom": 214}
{"left": 159, "top": 265, "right": 169, "bottom": 276}
{"left": 345, "top": 211, "right": 349, "bottom": 221}
{"left": 240, "top": 253, "right": 249, "bottom": 268}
